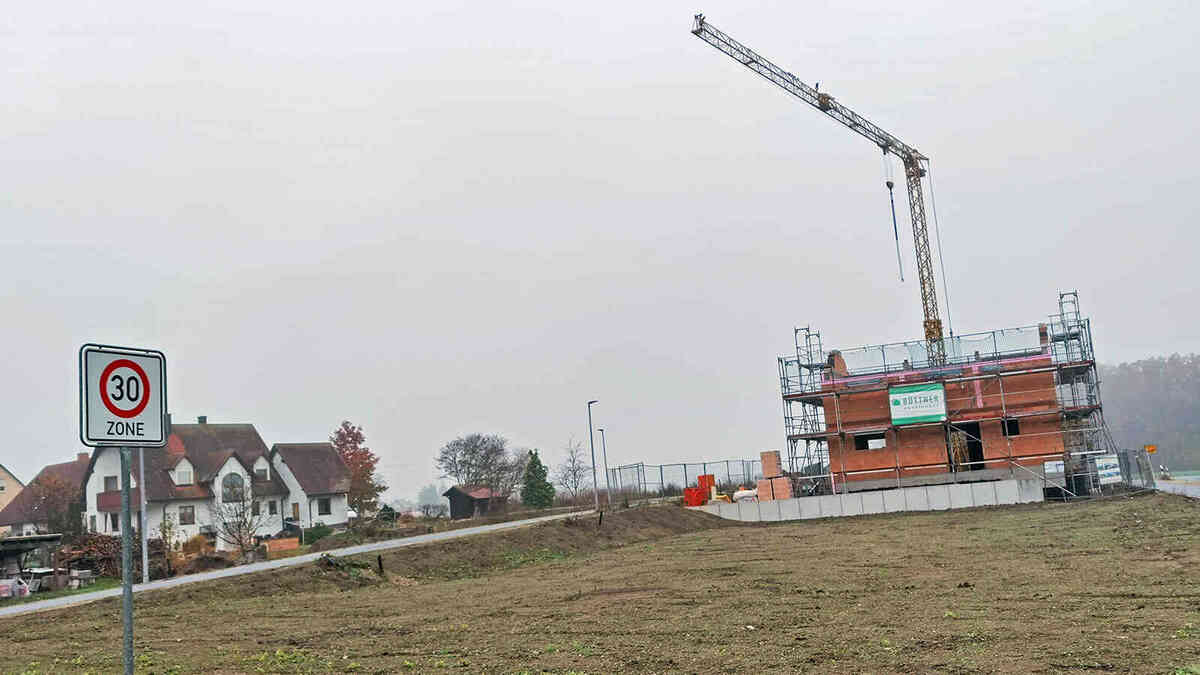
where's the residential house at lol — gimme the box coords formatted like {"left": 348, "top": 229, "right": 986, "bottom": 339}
{"left": 0, "top": 462, "right": 24, "bottom": 536}
{"left": 442, "top": 485, "right": 507, "bottom": 520}
{"left": 270, "top": 443, "right": 351, "bottom": 528}
{"left": 82, "top": 420, "right": 351, "bottom": 552}
{"left": 0, "top": 453, "right": 90, "bottom": 536}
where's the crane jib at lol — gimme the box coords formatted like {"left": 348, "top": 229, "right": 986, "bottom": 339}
{"left": 692, "top": 14, "right": 946, "bottom": 363}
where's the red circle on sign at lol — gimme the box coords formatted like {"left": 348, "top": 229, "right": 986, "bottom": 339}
{"left": 99, "top": 359, "right": 151, "bottom": 419}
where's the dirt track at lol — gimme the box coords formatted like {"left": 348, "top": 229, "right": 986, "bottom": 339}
{"left": 1, "top": 494, "right": 1197, "bottom": 673}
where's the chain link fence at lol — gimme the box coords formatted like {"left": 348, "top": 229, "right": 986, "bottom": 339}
{"left": 606, "top": 459, "right": 763, "bottom": 502}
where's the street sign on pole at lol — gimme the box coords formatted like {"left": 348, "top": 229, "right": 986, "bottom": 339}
{"left": 80, "top": 344, "right": 167, "bottom": 447}
{"left": 79, "top": 344, "right": 167, "bottom": 675}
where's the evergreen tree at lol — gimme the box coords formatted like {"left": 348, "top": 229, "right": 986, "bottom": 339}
{"left": 520, "top": 450, "right": 555, "bottom": 509}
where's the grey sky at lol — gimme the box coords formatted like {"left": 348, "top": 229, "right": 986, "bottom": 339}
{"left": 3, "top": 1, "right": 1197, "bottom": 499}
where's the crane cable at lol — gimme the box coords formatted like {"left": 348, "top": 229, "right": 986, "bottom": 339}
{"left": 924, "top": 158, "right": 954, "bottom": 337}
{"left": 883, "top": 153, "right": 904, "bottom": 281}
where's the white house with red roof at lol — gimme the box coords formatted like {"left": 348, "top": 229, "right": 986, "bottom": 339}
{"left": 82, "top": 419, "right": 350, "bottom": 552}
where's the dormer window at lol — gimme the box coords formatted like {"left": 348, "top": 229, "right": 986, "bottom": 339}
{"left": 253, "top": 457, "right": 269, "bottom": 481}
{"left": 173, "top": 459, "right": 194, "bottom": 486}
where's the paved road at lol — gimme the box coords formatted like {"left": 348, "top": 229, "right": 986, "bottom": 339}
{"left": 0, "top": 509, "right": 591, "bottom": 619}
{"left": 1158, "top": 480, "right": 1200, "bottom": 499}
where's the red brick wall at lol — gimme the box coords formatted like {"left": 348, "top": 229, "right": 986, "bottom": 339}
{"left": 821, "top": 357, "right": 1064, "bottom": 482}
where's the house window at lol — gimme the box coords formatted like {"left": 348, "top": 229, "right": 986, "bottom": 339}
{"left": 89, "top": 515, "right": 97, "bottom": 533}
{"left": 854, "top": 433, "right": 887, "bottom": 450}
{"left": 254, "top": 468, "right": 268, "bottom": 481}
{"left": 1003, "top": 419, "right": 1021, "bottom": 436}
{"left": 222, "top": 473, "right": 245, "bottom": 503}
{"left": 109, "top": 513, "right": 120, "bottom": 532}
{"left": 0, "top": 478, "right": 5, "bottom": 492}
{"left": 104, "top": 475, "right": 118, "bottom": 492}
{"left": 317, "top": 498, "right": 331, "bottom": 516}
{"left": 179, "top": 506, "right": 195, "bottom": 525}
{"left": 176, "top": 470, "right": 192, "bottom": 485}
{"left": 268, "top": 500, "right": 277, "bottom": 516}
{"left": 251, "top": 501, "right": 260, "bottom": 516}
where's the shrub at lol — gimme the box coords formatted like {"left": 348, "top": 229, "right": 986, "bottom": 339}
{"left": 181, "top": 534, "right": 212, "bottom": 555}
{"left": 304, "top": 523, "right": 333, "bottom": 545}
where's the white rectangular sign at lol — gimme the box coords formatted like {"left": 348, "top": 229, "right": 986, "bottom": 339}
{"left": 79, "top": 344, "right": 167, "bottom": 447}
{"left": 1095, "top": 454, "right": 1122, "bottom": 485}
{"left": 888, "top": 383, "right": 947, "bottom": 425}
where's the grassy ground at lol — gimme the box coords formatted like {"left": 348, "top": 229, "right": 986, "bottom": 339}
{"left": 4, "top": 577, "right": 121, "bottom": 605}
{"left": 1, "top": 493, "right": 1197, "bottom": 673}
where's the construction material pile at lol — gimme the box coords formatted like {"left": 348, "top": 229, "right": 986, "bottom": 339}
{"left": 757, "top": 450, "right": 793, "bottom": 501}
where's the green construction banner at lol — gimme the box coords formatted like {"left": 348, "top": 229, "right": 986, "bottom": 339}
{"left": 889, "top": 383, "right": 947, "bottom": 425}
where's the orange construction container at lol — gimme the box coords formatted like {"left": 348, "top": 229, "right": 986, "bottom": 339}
{"left": 697, "top": 474, "right": 716, "bottom": 490}
{"left": 683, "top": 487, "right": 708, "bottom": 507}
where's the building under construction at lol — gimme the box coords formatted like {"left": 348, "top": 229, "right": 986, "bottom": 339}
{"left": 778, "top": 292, "right": 1112, "bottom": 496}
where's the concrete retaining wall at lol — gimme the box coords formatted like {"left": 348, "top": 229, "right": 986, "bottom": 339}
{"left": 697, "top": 478, "right": 1044, "bottom": 522}
{"left": 1157, "top": 481, "right": 1200, "bottom": 499}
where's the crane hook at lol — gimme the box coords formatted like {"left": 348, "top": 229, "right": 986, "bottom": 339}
{"left": 886, "top": 180, "right": 904, "bottom": 282}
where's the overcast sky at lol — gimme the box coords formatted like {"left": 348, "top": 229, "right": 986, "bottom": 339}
{"left": 3, "top": 1, "right": 1197, "bottom": 499}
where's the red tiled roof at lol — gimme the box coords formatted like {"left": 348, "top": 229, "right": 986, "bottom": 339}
{"left": 271, "top": 443, "right": 351, "bottom": 496}
{"left": 0, "top": 454, "right": 91, "bottom": 526}
{"left": 83, "top": 424, "right": 289, "bottom": 503}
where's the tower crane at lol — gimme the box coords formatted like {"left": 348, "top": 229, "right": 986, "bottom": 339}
{"left": 691, "top": 14, "right": 949, "bottom": 364}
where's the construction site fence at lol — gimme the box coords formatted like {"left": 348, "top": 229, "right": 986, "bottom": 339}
{"left": 606, "top": 459, "right": 764, "bottom": 500}
{"left": 605, "top": 447, "right": 1156, "bottom": 502}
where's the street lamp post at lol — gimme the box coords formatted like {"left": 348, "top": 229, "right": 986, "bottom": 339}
{"left": 598, "top": 428, "right": 611, "bottom": 506}
{"left": 587, "top": 400, "right": 600, "bottom": 512}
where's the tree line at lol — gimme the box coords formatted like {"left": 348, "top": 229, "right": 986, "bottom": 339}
{"left": 1101, "top": 353, "right": 1200, "bottom": 471}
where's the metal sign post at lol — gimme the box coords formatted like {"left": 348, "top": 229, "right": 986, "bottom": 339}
{"left": 80, "top": 344, "right": 167, "bottom": 675}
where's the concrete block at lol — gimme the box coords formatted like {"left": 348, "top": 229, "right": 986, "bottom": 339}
{"left": 739, "top": 500, "right": 763, "bottom": 521}
{"left": 1017, "top": 479, "right": 1043, "bottom": 503}
{"left": 779, "top": 497, "right": 802, "bottom": 521}
{"left": 882, "top": 489, "right": 906, "bottom": 513}
{"left": 904, "top": 486, "right": 930, "bottom": 511}
{"left": 948, "top": 483, "right": 974, "bottom": 509}
{"left": 818, "top": 495, "right": 842, "bottom": 518}
{"left": 971, "top": 482, "right": 997, "bottom": 507}
{"left": 798, "top": 495, "right": 823, "bottom": 519}
{"left": 842, "top": 493, "right": 864, "bottom": 517}
{"left": 994, "top": 480, "right": 1019, "bottom": 505}
{"left": 717, "top": 501, "right": 740, "bottom": 520}
{"left": 927, "top": 485, "right": 951, "bottom": 510}
{"left": 760, "top": 499, "right": 782, "bottom": 522}
{"left": 702, "top": 504, "right": 721, "bottom": 516}
{"left": 861, "top": 490, "right": 885, "bottom": 515}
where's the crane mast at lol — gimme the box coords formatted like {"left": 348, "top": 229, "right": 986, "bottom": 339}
{"left": 691, "top": 14, "right": 947, "bottom": 364}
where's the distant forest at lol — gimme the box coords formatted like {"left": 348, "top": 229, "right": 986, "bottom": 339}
{"left": 1100, "top": 354, "right": 1200, "bottom": 470}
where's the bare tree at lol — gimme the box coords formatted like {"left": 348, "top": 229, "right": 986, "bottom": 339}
{"left": 435, "top": 434, "right": 509, "bottom": 487}
{"left": 419, "top": 503, "right": 447, "bottom": 519}
{"left": 212, "top": 474, "right": 266, "bottom": 558}
{"left": 27, "top": 472, "right": 81, "bottom": 536}
{"left": 554, "top": 437, "right": 592, "bottom": 502}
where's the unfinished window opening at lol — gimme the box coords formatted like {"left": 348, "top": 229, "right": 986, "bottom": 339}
{"left": 949, "top": 422, "right": 985, "bottom": 471}
{"left": 854, "top": 432, "right": 887, "bottom": 451}
{"left": 1003, "top": 419, "right": 1021, "bottom": 436}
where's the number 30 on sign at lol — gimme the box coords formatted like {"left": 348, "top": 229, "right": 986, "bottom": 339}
{"left": 80, "top": 344, "right": 167, "bottom": 447}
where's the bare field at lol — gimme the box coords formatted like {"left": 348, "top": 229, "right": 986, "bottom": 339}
{"left": 2, "top": 493, "right": 1198, "bottom": 673}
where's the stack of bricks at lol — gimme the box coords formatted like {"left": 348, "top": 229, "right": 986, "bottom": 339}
{"left": 757, "top": 450, "right": 792, "bottom": 501}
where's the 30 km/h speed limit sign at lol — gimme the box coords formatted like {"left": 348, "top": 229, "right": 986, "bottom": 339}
{"left": 80, "top": 344, "right": 167, "bottom": 447}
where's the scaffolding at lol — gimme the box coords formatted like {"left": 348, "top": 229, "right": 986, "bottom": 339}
{"left": 777, "top": 292, "right": 1131, "bottom": 496}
